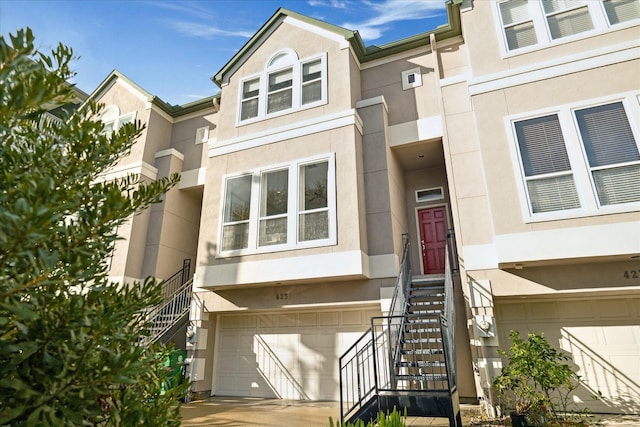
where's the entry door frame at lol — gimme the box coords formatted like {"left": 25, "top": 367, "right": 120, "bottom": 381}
{"left": 414, "top": 204, "right": 450, "bottom": 276}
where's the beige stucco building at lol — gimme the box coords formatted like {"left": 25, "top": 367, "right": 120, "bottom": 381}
{"left": 89, "top": 0, "right": 640, "bottom": 416}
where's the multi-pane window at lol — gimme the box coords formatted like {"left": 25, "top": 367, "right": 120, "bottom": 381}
{"left": 259, "top": 169, "right": 289, "bottom": 246}
{"left": 512, "top": 98, "right": 640, "bottom": 218}
{"left": 302, "top": 59, "right": 322, "bottom": 105}
{"left": 574, "top": 102, "right": 640, "bottom": 206}
{"left": 220, "top": 155, "right": 335, "bottom": 254}
{"left": 100, "top": 106, "right": 135, "bottom": 135}
{"left": 237, "top": 51, "right": 327, "bottom": 123}
{"left": 542, "top": 0, "right": 594, "bottom": 39}
{"left": 267, "top": 69, "right": 293, "bottom": 114}
{"left": 515, "top": 115, "right": 580, "bottom": 213}
{"left": 499, "top": 0, "right": 538, "bottom": 50}
{"left": 241, "top": 78, "right": 260, "bottom": 121}
{"left": 603, "top": 0, "right": 640, "bottom": 24}
{"left": 497, "top": 0, "right": 639, "bottom": 52}
{"left": 221, "top": 175, "right": 252, "bottom": 251}
{"left": 299, "top": 161, "right": 329, "bottom": 241}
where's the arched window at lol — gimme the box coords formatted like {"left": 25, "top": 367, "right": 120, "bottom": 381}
{"left": 238, "top": 50, "right": 327, "bottom": 124}
{"left": 100, "top": 105, "right": 136, "bottom": 134}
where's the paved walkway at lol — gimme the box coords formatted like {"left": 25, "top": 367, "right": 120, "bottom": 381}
{"left": 179, "top": 397, "right": 470, "bottom": 426}
{"left": 180, "top": 397, "right": 640, "bottom": 427}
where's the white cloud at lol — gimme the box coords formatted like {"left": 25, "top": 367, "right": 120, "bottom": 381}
{"left": 343, "top": 0, "right": 446, "bottom": 40}
{"left": 144, "top": 1, "right": 214, "bottom": 19}
{"left": 308, "top": 0, "right": 348, "bottom": 8}
{"left": 168, "top": 21, "right": 253, "bottom": 39}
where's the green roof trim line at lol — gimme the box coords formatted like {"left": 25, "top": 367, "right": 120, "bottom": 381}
{"left": 212, "top": 1, "right": 462, "bottom": 86}
{"left": 88, "top": 69, "right": 220, "bottom": 118}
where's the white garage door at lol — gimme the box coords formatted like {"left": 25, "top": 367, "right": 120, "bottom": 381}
{"left": 495, "top": 297, "right": 640, "bottom": 414}
{"left": 214, "top": 306, "right": 380, "bottom": 400}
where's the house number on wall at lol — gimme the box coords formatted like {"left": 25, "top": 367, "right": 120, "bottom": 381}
{"left": 276, "top": 293, "right": 289, "bottom": 300}
{"left": 624, "top": 270, "right": 640, "bottom": 279}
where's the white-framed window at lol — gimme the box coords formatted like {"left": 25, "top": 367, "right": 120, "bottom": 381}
{"left": 496, "top": 0, "right": 639, "bottom": 53}
{"left": 219, "top": 153, "right": 336, "bottom": 255}
{"left": 236, "top": 50, "right": 328, "bottom": 124}
{"left": 415, "top": 187, "right": 445, "bottom": 203}
{"left": 101, "top": 105, "right": 136, "bottom": 134}
{"left": 509, "top": 93, "right": 640, "bottom": 220}
{"left": 574, "top": 101, "right": 640, "bottom": 206}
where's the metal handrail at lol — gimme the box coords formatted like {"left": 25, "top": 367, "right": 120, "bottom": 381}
{"left": 339, "top": 234, "right": 458, "bottom": 423}
{"left": 161, "top": 259, "right": 191, "bottom": 298}
{"left": 142, "top": 277, "right": 193, "bottom": 345}
{"left": 442, "top": 244, "right": 457, "bottom": 391}
{"left": 339, "top": 327, "right": 377, "bottom": 422}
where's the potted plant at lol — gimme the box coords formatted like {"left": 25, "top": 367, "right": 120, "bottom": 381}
{"left": 493, "top": 331, "right": 578, "bottom": 427}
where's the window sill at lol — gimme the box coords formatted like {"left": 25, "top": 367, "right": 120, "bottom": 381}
{"left": 235, "top": 99, "right": 327, "bottom": 127}
{"left": 216, "top": 237, "right": 337, "bottom": 259}
{"left": 522, "top": 202, "right": 640, "bottom": 224}
{"left": 499, "top": 21, "right": 639, "bottom": 59}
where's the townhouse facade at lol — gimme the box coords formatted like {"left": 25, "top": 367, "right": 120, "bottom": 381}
{"left": 91, "top": 0, "right": 640, "bottom": 415}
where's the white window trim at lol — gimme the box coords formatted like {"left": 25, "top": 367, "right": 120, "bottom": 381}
{"left": 236, "top": 51, "right": 328, "bottom": 126}
{"left": 506, "top": 91, "right": 640, "bottom": 223}
{"left": 415, "top": 187, "right": 444, "bottom": 203}
{"left": 102, "top": 108, "right": 137, "bottom": 133}
{"left": 493, "top": 0, "right": 640, "bottom": 57}
{"left": 217, "top": 153, "right": 337, "bottom": 257}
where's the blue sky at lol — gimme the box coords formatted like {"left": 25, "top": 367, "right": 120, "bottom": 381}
{"left": 1, "top": 0, "right": 449, "bottom": 105}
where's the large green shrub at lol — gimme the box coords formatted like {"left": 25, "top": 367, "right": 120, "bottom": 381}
{"left": 0, "top": 28, "right": 184, "bottom": 425}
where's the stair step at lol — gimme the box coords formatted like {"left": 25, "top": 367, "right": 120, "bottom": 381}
{"left": 403, "top": 336, "right": 442, "bottom": 343}
{"left": 396, "top": 360, "right": 446, "bottom": 368}
{"left": 400, "top": 348, "right": 444, "bottom": 355}
{"left": 395, "top": 374, "right": 448, "bottom": 381}
{"left": 411, "top": 275, "right": 445, "bottom": 285}
{"left": 409, "top": 288, "right": 444, "bottom": 296}
{"left": 410, "top": 301, "right": 444, "bottom": 307}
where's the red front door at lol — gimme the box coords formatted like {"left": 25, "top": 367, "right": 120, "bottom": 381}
{"left": 418, "top": 207, "right": 448, "bottom": 275}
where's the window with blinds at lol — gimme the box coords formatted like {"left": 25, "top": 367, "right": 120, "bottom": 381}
{"left": 267, "top": 69, "right": 293, "bottom": 114}
{"left": 302, "top": 59, "right": 322, "bottom": 105}
{"left": 500, "top": 0, "right": 538, "bottom": 50}
{"left": 496, "top": 0, "right": 638, "bottom": 54}
{"left": 575, "top": 102, "right": 640, "bottom": 206}
{"left": 603, "top": 0, "right": 640, "bottom": 25}
{"left": 241, "top": 78, "right": 260, "bottom": 121}
{"left": 514, "top": 114, "right": 581, "bottom": 213}
{"left": 543, "top": 0, "right": 594, "bottom": 39}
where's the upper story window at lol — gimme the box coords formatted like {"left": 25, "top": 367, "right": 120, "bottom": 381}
{"left": 100, "top": 105, "right": 136, "bottom": 134}
{"left": 220, "top": 154, "right": 336, "bottom": 255}
{"left": 497, "top": 0, "right": 640, "bottom": 53}
{"left": 237, "top": 50, "right": 328, "bottom": 124}
{"left": 510, "top": 93, "right": 640, "bottom": 220}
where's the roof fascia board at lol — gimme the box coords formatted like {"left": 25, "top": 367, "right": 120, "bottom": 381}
{"left": 355, "top": 2, "right": 462, "bottom": 64}
{"left": 358, "top": 35, "right": 463, "bottom": 70}
{"left": 213, "top": 3, "right": 460, "bottom": 85}
{"left": 213, "top": 8, "right": 357, "bottom": 86}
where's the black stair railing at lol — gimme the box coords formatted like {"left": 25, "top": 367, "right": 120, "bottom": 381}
{"left": 339, "top": 236, "right": 459, "bottom": 425}
{"left": 141, "top": 259, "right": 193, "bottom": 345}
{"left": 442, "top": 244, "right": 457, "bottom": 391}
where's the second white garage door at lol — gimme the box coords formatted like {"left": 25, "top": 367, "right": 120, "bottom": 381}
{"left": 214, "top": 306, "right": 380, "bottom": 400}
{"left": 495, "top": 297, "right": 640, "bottom": 414}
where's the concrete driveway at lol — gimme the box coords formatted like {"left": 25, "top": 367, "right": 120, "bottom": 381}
{"left": 179, "top": 397, "right": 466, "bottom": 426}
{"left": 180, "top": 397, "right": 640, "bottom": 426}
